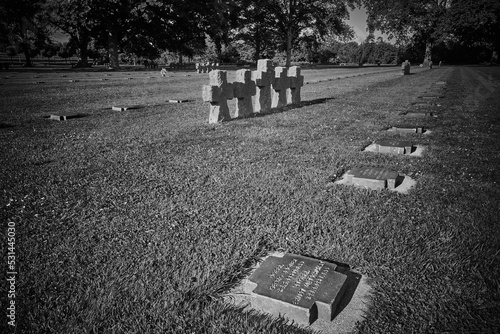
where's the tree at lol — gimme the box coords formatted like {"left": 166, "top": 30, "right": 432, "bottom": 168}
{"left": 41, "top": 42, "right": 59, "bottom": 63}
{"left": 233, "top": 0, "right": 278, "bottom": 62}
{"left": 44, "top": 0, "right": 94, "bottom": 67}
{"left": 446, "top": 0, "right": 500, "bottom": 63}
{"left": 360, "top": 0, "right": 453, "bottom": 63}
{"left": 57, "top": 41, "right": 75, "bottom": 63}
{"left": 267, "top": 0, "right": 354, "bottom": 67}
{"left": 6, "top": 46, "right": 17, "bottom": 63}
{"left": 0, "top": 0, "right": 48, "bottom": 67}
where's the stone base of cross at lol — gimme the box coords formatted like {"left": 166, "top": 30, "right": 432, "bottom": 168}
{"left": 202, "top": 59, "right": 304, "bottom": 124}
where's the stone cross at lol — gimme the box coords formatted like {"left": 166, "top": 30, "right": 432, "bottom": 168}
{"left": 202, "top": 70, "right": 234, "bottom": 123}
{"left": 272, "top": 67, "right": 289, "bottom": 108}
{"left": 287, "top": 66, "right": 304, "bottom": 104}
{"left": 401, "top": 60, "right": 410, "bottom": 75}
{"left": 252, "top": 59, "right": 274, "bottom": 113}
{"left": 233, "top": 69, "right": 256, "bottom": 118}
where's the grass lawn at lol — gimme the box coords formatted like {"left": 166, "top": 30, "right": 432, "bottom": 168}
{"left": 1, "top": 65, "right": 499, "bottom": 333}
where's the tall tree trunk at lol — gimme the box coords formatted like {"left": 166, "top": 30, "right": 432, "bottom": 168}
{"left": 178, "top": 53, "right": 183, "bottom": 64}
{"left": 22, "top": 48, "right": 33, "bottom": 67}
{"left": 424, "top": 41, "right": 433, "bottom": 65}
{"left": 19, "top": 20, "right": 33, "bottom": 67}
{"left": 285, "top": 0, "right": 294, "bottom": 67}
{"left": 214, "top": 38, "right": 222, "bottom": 63}
{"left": 77, "top": 29, "right": 90, "bottom": 67}
{"left": 108, "top": 28, "right": 120, "bottom": 69}
{"left": 254, "top": 27, "right": 261, "bottom": 62}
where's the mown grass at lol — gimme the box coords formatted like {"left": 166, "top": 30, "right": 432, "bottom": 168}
{"left": 1, "top": 65, "right": 499, "bottom": 333}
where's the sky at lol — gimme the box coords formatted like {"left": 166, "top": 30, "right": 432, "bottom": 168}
{"left": 346, "top": 7, "right": 370, "bottom": 42}
{"left": 346, "top": 6, "right": 390, "bottom": 43}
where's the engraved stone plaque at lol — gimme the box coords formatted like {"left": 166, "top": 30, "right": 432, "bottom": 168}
{"left": 49, "top": 114, "right": 82, "bottom": 121}
{"left": 375, "top": 139, "right": 414, "bottom": 155}
{"left": 389, "top": 126, "right": 425, "bottom": 134}
{"left": 345, "top": 167, "right": 402, "bottom": 189}
{"left": 246, "top": 253, "right": 347, "bottom": 325}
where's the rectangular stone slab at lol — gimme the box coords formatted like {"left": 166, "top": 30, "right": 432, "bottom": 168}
{"left": 419, "top": 96, "right": 443, "bottom": 99}
{"left": 389, "top": 126, "right": 425, "bottom": 133}
{"left": 112, "top": 105, "right": 141, "bottom": 111}
{"left": 49, "top": 114, "right": 81, "bottom": 121}
{"left": 246, "top": 253, "right": 347, "bottom": 325}
{"left": 346, "top": 167, "right": 401, "bottom": 189}
{"left": 375, "top": 139, "right": 414, "bottom": 155}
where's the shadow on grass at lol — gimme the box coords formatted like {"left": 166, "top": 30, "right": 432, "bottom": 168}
{"left": 333, "top": 265, "right": 363, "bottom": 319}
{"left": 0, "top": 123, "right": 14, "bottom": 129}
{"left": 226, "top": 97, "right": 335, "bottom": 123}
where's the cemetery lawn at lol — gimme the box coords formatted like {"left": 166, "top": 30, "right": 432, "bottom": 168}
{"left": 1, "top": 66, "right": 499, "bottom": 333}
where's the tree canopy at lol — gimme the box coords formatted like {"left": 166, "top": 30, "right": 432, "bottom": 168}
{"left": 1, "top": 0, "right": 498, "bottom": 67}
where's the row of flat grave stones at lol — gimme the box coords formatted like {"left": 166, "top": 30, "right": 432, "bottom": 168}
{"left": 228, "top": 76, "right": 447, "bottom": 330}
{"left": 48, "top": 100, "right": 190, "bottom": 120}
{"left": 304, "top": 67, "right": 402, "bottom": 84}
{"left": 111, "top": 100, "right": 190, "bottom": 111}
{"left": 227, "top": 252, "right": 372, "bottom": 333}
{"left": 333, "top": 78, "right": 448, "bottom": 192}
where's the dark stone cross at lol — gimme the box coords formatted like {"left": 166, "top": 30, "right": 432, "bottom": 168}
{"left": 233, "top": 69, "right": 256, "bottom": 118}
{"left": 271, "top": 67, "right": 289, "bottom": 108}
{"left": 287, "top": 66, "right": 304, "bottom": 104}
{"left": 252, "top": 59, "right": 274, "bottom": 113}
{"left": 202, "top": 70, "right": 234, "bottom": 123}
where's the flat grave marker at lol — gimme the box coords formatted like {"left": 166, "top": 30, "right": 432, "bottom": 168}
{"left": 387, "top": 126, "right": 426, "bottom": 134}
{"left": 168, "top": 99, "right": 189, "bottom": 103}
{"left": 244, "top": 253, "right": 347, "bottom": 325}
{"left": 341, "top": 167, "right": 405, "bottom": 190}
{"left": 404, "top": 110, "right": 437, "bottom": 117}
{"left": 111, "top": 105, "right": 141, "bottom": 111}
{"left": 49, "top": 113, "right": 83, "bottom": 121}
{"left": 373, "top": 139, "right": 414, "bottom": 155}
{"left": 418, "top": 95, "right": 443, "bottom": 100}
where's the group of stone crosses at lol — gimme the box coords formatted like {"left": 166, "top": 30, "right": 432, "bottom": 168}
{"left": 196, "top": 62, "right": 220, "bottom": 73}
{"left": 202, "top": 59, "right": 304, "bottom": 124}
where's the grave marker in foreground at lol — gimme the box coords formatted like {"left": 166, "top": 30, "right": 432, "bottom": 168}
{"left": 244, "top": 253, "right": 347, "bottom": 325}
{"left": 345, "top": 167, "right": 403, "bottom": 190}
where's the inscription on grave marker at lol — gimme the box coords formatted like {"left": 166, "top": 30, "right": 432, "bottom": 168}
{"left": 246, "top": 253, "right": 347, "bottom": 325}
